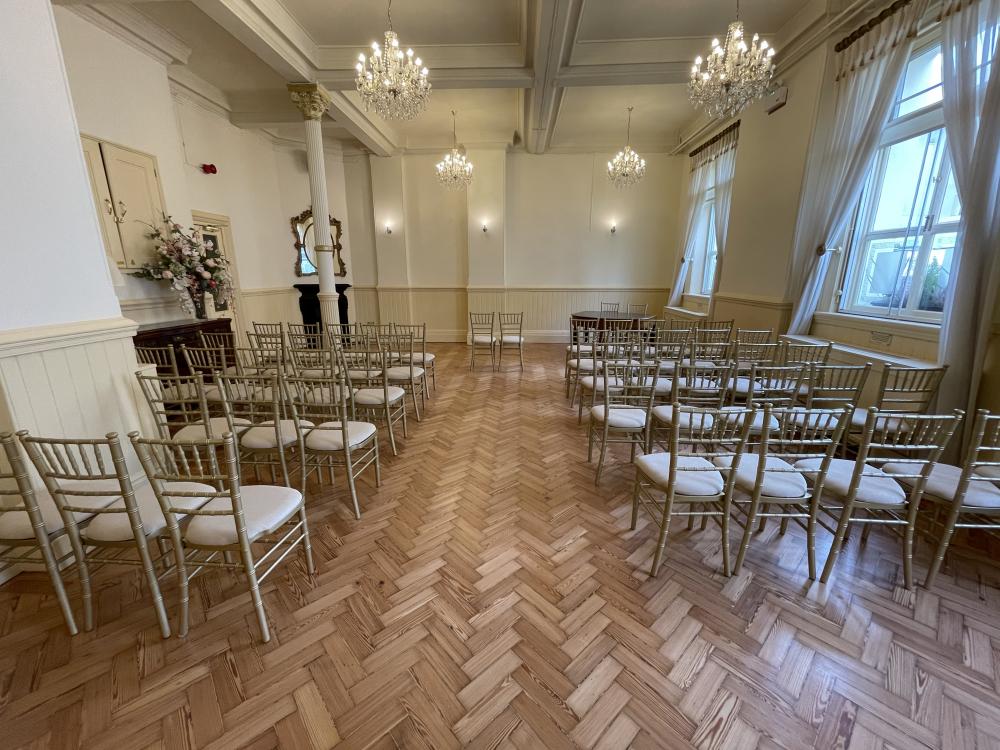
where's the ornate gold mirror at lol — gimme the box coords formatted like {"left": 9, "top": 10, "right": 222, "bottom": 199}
{"left": 291, "top": 209, "right": 346, "bottom": 277}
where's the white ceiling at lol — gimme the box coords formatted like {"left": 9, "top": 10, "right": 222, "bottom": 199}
{"left": 93, "top": 0, "right": 829, "bottom": 155}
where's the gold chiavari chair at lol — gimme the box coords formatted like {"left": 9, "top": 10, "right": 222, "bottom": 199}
{"left": 136, "top": 344, "right": 181, "bottom": 378}
{"left": 360, "top": 322, "right": 393, "bottom": 347}
{"left": 626, "top": 302, "right": 649, "bottom": 315}
{"left": 287, "top": 322, "right": 324, "bottom": 350}
{"left": 799, "top": 363, "right": 872, "bottom": 411}
{"left": 215, "top": 373, "right": 301, "bottom": 487}
{"left": 178, "top": 345, "right": 232, "bottom": 400}
{"left": 567, "top": 316, "right": 601, "bottom": 396}
{"left": 730, "top": 364, "right": 807, "bottom": 436}
{"left": 497, "top": 312, "right": 525, "bottom": 371}
{"left": 721, "top": 405, "right": 851, "bottom": 577}
{"left": 588, "top": 345, "right": 658, "bottom": 485}
{"left": 0, "top": 433, "right": 77, "bottom": 634}
{"left": 252, "top": 321, "right": 284, "bottom": 336}
{"left": 803, "top": 408, "right": 962, "bottom": 589}
{"left": 287, "top": 345, "right": 336, "bottom": 379}
{"left": 197, "top": 329, "right": 237, "bottom": 351}
{"left": 632, "top": 403, "right": 755, "bottom": 576}
{"left": 136, "top": 372, "right": 247, "bottom": 441}
{"left": 651, "top": 327, "right": 690, "bottom": 381}
{"left": 229, "top": 345, "right": 280, "bottom": 377}
{"left": 469, "top": 312, "right": 497, "bottom": 370}
{"left": 901, "top": 410, "right": 1000, "bottom": 587}
{"left": 600, "top": 301, "right": 620, "bottom": 313}
{"left": 577, "top": 336, "right": 628, "bottom": 424}
{"left": 284, "top": 370, "right": 380, "bottom": 520}
{"left": 729, "top": 342, "right": 785, "bottom": 401}
{"left": 18, "top": 431, "right": 217, "bottom": 637}
{"left": 385, "top": 330, "right": 425, "bottom": 421}
{"left": 844, "top": 365, "right": 948, "bottom": 453}
{"left": 647, "top": 361, "right": 736, "bottom": 452}
{"left": 394, "top": 322, "right": 436, "bottom": 395}
{"left": 695, "top": 322, "right": 734, "bottom": 344}
{"left": 130, "top": 431, "right": 314, "bottom": 641}
{"left": 246, "top": 331, "right": 287, "bottom": 372}
{"left": 781, "top": 341, "right": 832, "bottom": 366}
{"left": 351, "top": 348, "right": 408, "bottom": 456}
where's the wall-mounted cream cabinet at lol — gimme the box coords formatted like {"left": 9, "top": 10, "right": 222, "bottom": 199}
{"left": 81, "top": 136, "right": 167, "bottom": 269}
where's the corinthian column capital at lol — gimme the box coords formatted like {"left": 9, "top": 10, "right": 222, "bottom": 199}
{"left": 288, "top": 83, "right": 332, "bottom": 121}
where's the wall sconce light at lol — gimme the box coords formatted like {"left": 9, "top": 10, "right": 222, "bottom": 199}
{"left": 385, "top": 223, "right": 392, "bottom": 235}
{"left": 482, "top": 223, "right": 488, "bottom": 233}
{"left": 610, "top": 223, "right": 617, "bottom": 235}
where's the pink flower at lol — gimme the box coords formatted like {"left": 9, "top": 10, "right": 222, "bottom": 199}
{"left": 201, "top": 271, "right": 212, "bottom": 279}
{"left": 161, "top": 270, "right": 173, "bottom": 279}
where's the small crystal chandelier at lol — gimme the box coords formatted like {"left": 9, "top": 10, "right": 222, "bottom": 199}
{"left": 689, "top": 0, "right": 776, "bottom": 119}
{"left": 355, "top": 0, "right": 431, "bottom": 121}
{"left": 436, "top": 111, "right": 473, "bottom": 189}
{"left": 607, "top": 106, "right": 646, "bottom": 190}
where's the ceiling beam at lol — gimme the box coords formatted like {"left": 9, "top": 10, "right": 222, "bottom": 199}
{"left": 555, "top": 61, "right": 691, "bottom": 87}
{"left": 318, "top": 67, "right": 535, "bottom": 91}
{"left": 523, "top": 0, "right": 582, "bottom": 154}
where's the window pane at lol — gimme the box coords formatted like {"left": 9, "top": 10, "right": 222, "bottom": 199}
{"left": 939, "top": 168, "right": 962, "bottom": 224}
{"left": 854, "top": 236, "right": 920, "bottom": 311}
{"left": 871, "top": 130, "right": 942, "bottom": 232}
{"left": 702, "top": 204, "right": 718, "bottom": 295}
{"left": 895, "top": 43, "right": 943, "bottom": 117}
{"left": 917, "top": 232, "right": 956, "bottom": 312}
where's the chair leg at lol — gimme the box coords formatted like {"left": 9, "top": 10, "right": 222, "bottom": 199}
{"left": 720, "top": 500, "right": 731, "bottom": 576}
{"left": 65, "top": 526, "right": 94, "bottom": 632}
{"left": 587, "top": 420, "right": 595, "bottom": 463}
{"left": 519, "top": 345, "right": 524, "bottom": 371}
{"left": 595, "top": 428, "right": 610, "bottom": 485}
{"left": 649, "top": 499, "right": 674, "bottom": 578}
{"left": 239, "top": 544, "right": 270, "bottom": 643}
{"left": 385, "top": 405, "right": 398, "bottom": 456}
{"left": 630, "top": 474, "right": 641, "bottom": 530}
{"left": 806, "top": 499, "right": 819, "bottom": 580}
{"left": 299, "top": 506, "right": 316, "bottom": 574}
{"left": 924, "top": 503, "right": 960, "bottom": 588}
{"left": 134, "top": 534, "right": 171, "bottom": 639}
{"left": 34, "top": 531, "right": 77, "bottom": 635}
{"left": 346, "top": 458, "right": 362, "bottom": 520}
{"left": 374, "top": 439, "right": 382, "bottom": 487}
{"left": 820, "top": 505, "right": 853, "bottom": 584}
{"left": 167, "top": 526, "right": 190, "bottom": 638}
{"left": 400, "top": 400, "right": 409, "bottom": 438}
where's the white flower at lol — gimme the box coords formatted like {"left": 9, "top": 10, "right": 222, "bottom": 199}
{"left": 162, "top": 270, "right": 173, "bottom": 279}
{"left": 205, "top": 259, "right": 216, "bottom": 267}
{"left": 201, "top": 271, "right": 212, "bottom": 279}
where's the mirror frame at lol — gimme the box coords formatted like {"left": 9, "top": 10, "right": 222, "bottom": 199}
{"left": 291, "top": 208, "right": 346, "bottom": 278}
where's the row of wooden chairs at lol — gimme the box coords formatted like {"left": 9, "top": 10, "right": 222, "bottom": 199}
{"left": 469, "top": 312, "right": 525, "bottom": 370}
{"left": 600, "top": 302, "right": 649, "bottom": 315}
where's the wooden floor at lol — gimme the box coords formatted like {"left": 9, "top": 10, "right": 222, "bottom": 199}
{"left": 2, "top": 343, "right": 1000, "bottom": 749}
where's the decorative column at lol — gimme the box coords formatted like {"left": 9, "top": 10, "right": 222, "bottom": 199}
{"left": 288, "top": 83, "right": 339, "bottom": 329}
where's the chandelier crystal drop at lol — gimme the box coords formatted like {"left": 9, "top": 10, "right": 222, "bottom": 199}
{"left": 689, "top": 0, "right": 775, "bottom": 119}
{"left": 436, "top": 110, "right": 473, "bottom": 190}
{"left": 607, "top": 106, "right": 646, "bottom": 189}
{"left": 355, "top": 0, "right": 431, "bottom": 121}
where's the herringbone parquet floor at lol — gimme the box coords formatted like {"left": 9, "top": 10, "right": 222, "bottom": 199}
{"left": 2, "top": 343, "right": 1000, "bottom": 749}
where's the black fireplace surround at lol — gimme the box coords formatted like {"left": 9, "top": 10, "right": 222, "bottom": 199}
{"left": 293, "top": 283, "right": 351, "bottom": 329}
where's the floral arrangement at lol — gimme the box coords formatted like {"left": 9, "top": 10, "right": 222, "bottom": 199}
{"left": 132, "top": 219, "right": 234, "bottom": 316}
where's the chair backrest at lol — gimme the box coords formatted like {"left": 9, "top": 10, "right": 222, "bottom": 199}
{"left": 130, "top": 432, "right": 238, "bottom": 542}
{"left": 394, "top": 323, "right": 427, "bottom": 361}
{"left": 745, "top": 365, "right": 806, "bottom": 408}
{"left": 252, "top": 321, "right": 283, "bottom": 336}
{"left": 663, "top": 403, "right": 755, "bottom": 496}
{"left": 287, "top": 346, "right": 335, "bottom": 378}
{"left": 135, "top": 345, "right": 180, "bottom": 377}
{"left": 696, "top": 325, "right": 733, "bottom": 344}
{"left": 0, "top": 432, "right": 47, "bottom": 543}
{"left": 214, "top": 373, "right": 282, "bottom": 428}
{"left": 603, "top": 318, "right": 634, "bottom": 335}
{"left": 287, "top": 323, "right": 323, "bottom": 350}
{"left": 688, "top": 341, "right": 731, "bottom": 365}
{"left": 671, "top": 361, "right": 735, "bottom": 409}
{"left": 601, "top": 349, "right": 658, "bottom": 412}
{"left": 247, "top": 331, "right": 286, "bottom": 359}
{"left": 360, "top": 323, "right": 393, "bottom": 349}
{"left": 499, "top": 312, "right": 523, "bottom": 334}
{"left": 469, "top": 313, "right": 496, "bottom": 336}
{"left": 803, "top": 363, "right": 872, "bottom": 410}
{"left": 136, "top": 372, "right": 213, "bottom": 440}
{"left": 875, "top": 365, "right": 947, "bottom": 414}
{"left": 626, "top": 303, "right": 648, "bottom": 315}
{"left": 851, "top": 408, "right": 962, "bottom": 505}
{"left": 735, "top": 328, "right": 773, "bottom": 345}
{"left": 197, "top": 330, "right": 236, "bottom": 350}
{"left": 18, "top": 431, "right": 140, "bottom": 537}
{"left": 282, "top": 374, "right": 353, "bottom": 467}
{"left": 600, "top": 301, "right": 620, "bottom": 313}
{"left": 386, "top": 331, "right": 415, "bottom": 372}
{"left": 180, "top": 344, "right": 234, "bottom": 379}
{"left": 732, "top": 342, "right": 784, "bottom": 368}
{"left": 570, "top": 317, "right": 599, "bottom": 357}
{"left": 229, "top": 345, "right": 278, "bottom": 376}
{"left": 749, "top": 405, "right": 851, "bottom": 495}
{"left": 782, "top": 342, "right": 832, "bottom": 366}
{"left": 950, "top": 410, "right": 1000, "bottom": 508}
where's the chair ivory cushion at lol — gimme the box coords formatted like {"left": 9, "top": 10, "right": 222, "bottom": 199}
{"left": 355, "top": 386, "right": 406, "bottom": 405}
{"left": 636, "top": 454, "right": 725, "bottom": 496}
{"left": 407, "top": 352, "right": 436, "bottom": 363}
{"left": 348, "top": 369, "right": 381, "bottom": 381}
{"left": 788, "top": 409, "right": 846, "bottom": 431}
{"left": 173, "top": 417, "right": 251, "bottom": 441}
{"left": 642, "top": 376, "right": 672, "bottom": 394}
{"left": 590, "top": 406, "right": 647, "bottom": 429}
{"left": 849, "top": 409, "right": 914, "bottom": 432}
{"left": 581, "top": 376, "right": 624, "bottom": 392}
{"left": 501, "top": 335, "right": 524, "bottom": 344}
{"left": 651, "top": 405, "right": 715, "bottom": 431}
{"left": 473, "top": 334, "right": 496, "bottom": 345}
{"left": 240, "top": 419, "right": 311, "bottom": 450}
{"left": 883, "top": 462, "right": 1000, "bottom": 508}
{"left": 184, "top": 485, "right": 303, "bottom": 547}
{"left": 794, "top": 457, "right": 906, "bottom": 506}
{"left": 0, "top": 478, "right": 121, "bottom": 538}
{"left": 713, "top": 454, "right": 808, "bottom": 499}
{"left": 83, "top": 481, "right": 216, "bottom": 543}
{"left": 306, "top": 421, "right": 378, "bottom": 451}
{"left": 729, "top": 377, "right": 753, "bottom": 397}
{"left": 568, "top": 359, "right": 599, "bottom": 371}
{"left": 387, "top": 365, "right": 425, "bottom": 380}
{"left": 567, "top": 344, "right": 594, "bottom": 353}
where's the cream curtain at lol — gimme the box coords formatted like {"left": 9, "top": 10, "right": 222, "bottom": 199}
{"left": 708, "top": 139, "right": 739, "bottom": 302}
{"left": 786, "top": 0, "right": 928, "bottom": 334}
{"left": 937, "top": 0, "right": 1000, "bottom": 426}
{"left": 667, "top": 161, "right": 713, "bottom": 307}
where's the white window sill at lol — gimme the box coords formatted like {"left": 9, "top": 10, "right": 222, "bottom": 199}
{"left": 664, "top": 305, "right": 707, "bottom": 319}
{"left": 783, "top": 333, "right": 936, "bottom": 369}
{"left": 813, "top": 311, "right": 940, "bottom": 343}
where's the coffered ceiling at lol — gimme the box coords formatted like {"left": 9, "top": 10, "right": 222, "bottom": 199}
{"left": 59, "top": 0, "right": 859, "bottom": 156}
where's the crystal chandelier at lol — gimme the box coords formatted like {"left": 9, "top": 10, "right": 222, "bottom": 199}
{"left": 436, "top": 111, "right": 473, "bottom": 190}
{"left": 607, "top": 106, "right": 646, "bottom": 190}
{"left": 689, "top": 0, "right": 776, "bottom": 119}
{"left": 355, "top": 0, "right": 431, "bottom": 121}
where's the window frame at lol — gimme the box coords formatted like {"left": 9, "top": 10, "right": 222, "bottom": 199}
{"left": 687, "top": 187, "right": 719, "bottom": 297}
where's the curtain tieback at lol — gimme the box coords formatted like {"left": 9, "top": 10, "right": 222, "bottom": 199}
{"left": 815, "top": 244, "right": 827, "bottom": 257}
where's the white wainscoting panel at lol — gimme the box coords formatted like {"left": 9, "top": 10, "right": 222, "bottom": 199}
{"left": 240, "top": 287, "right": 301, "bottom": 327}
{"left": 411, "top": 289, "right": 467, "bottom": 341}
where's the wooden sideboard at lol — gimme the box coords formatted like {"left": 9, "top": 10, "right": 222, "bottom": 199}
{"left": 133, "top": 317, "right": 232, "bottom": 375}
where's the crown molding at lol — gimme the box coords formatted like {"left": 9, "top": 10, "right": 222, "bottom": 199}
{"left": 64, "top": 3, "right": 191, "bottom": 66}
{"left": 168, "top": 66, "right": 231, "bottom": 118}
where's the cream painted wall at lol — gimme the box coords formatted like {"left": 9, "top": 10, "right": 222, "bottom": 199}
{"left": 402, "top": 154, "right": 468, "bottom": 288}
{"left": 344, "top": 154, "right": 379, "bottom": 287}
{"left": 506, "top": 152, "right": 682, "bottom": 289}
{"left": 1, "top": 4, "right": 120, "bottom": 332}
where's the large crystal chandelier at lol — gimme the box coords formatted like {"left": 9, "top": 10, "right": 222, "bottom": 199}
{"left": 436, "top": 111, "right": 473, "bottom": 190}
{"left": 607, "top": 106, "right": 646, "bottom": 189}
{"left": 355, "top": 0, "right": 431, "bottom": 121}
{"left": 689, "top": 0, "right": 776, "bottom": 119}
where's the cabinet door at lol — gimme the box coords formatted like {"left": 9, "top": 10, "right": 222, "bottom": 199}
{"left": 100, "top": 143, "right": 167, "bottom": 268}
{"left": 81, "top": 136, "right": 126, "bottom": 268}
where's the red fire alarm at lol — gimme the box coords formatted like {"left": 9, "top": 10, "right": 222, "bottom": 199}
{"left": 201, "top": 163, "right": 218, "bottom": 174}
